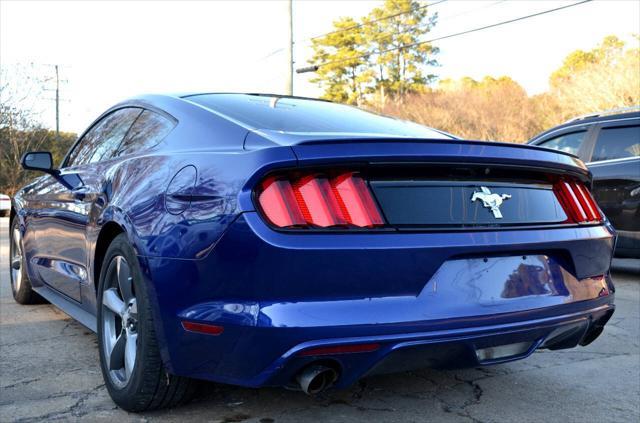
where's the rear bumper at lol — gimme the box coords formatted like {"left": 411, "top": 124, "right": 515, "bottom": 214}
{"left": 236, "top": 302, "right": 615, "bottom": 389}
{"left": 141, "top": 214, "right": 616, "bottom": 388}
{"left": 165, "top": 299, "right": 615, "bottom": 389}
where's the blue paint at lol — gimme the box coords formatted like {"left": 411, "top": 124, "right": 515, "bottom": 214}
{"left": 11, "top": 93, "right": 615, "bottom": 391}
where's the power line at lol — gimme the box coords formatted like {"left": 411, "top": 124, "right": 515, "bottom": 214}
{"left": 256, "top": 0, "right": 447, "bottom": 65}
{"left": 303, "top": 0, "right": 448, "bottom": 43}
{"left": 294, "top": 0, "right": 506, "bottom": 72}
{"left": 260, "top": 0, "right": 500, "bottom": 62}
{"left": 258, "top": 47, "right": 285, "bottom": 61}
{"left": 297, "top": 0, "right": 592, "bottom": 73}
{"left": 257, "top": 0, "right": 446, "bottom": 66}
{"left": 312, "top": 0, "right": 506, "bottom": 54}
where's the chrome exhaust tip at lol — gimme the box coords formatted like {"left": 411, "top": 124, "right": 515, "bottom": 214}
{"left": 296, "top": 364, "right": 338, "bottom": 395}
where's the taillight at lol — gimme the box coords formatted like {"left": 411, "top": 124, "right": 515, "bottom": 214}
{"left": 257, "top": 177, "right": 306, "bottom": 227}
{"left": 293, "top": 175, "right": 347, "bottom": 227}
{"left": 331, "top": 172, "right": 385, "bottom": 227}
{"left": 553, "top": 179, "right": 602, "bottom": 223}
{"left": 258, "top": 171, "right": 384, "bottom": 229}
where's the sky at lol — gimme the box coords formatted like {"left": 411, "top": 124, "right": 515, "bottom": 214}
{"left": 1, "top": 0, "right": 639, "bottom": 133}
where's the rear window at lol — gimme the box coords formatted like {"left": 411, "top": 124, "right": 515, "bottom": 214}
{"left": 186, "top": 94, "right": 451, "bottom": 139}
{"left": 591, "top": 125, "right": 640, "bottom": 162}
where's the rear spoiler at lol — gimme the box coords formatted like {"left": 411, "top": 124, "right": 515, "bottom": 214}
{"left": 290, "top": 140, "right": 589, "bottom": 179}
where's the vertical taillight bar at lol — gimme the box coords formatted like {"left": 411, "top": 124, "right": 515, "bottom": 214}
{"left": 258, "top": 177, "right": 306, "bottom": 227}
{"left": 331, "top": 173, "right": 384, "bottom": 228}
{"left": 553, "top": 178, "right": 602, "bottom": 224}
{"left": 293, "top": 176, "right": 347, "bottom": 227}
{"left": 573, "top": 183, "right": 602, "bottom": 221}
{"left": 562, "top": 181, "right": 587, "bottom": 222}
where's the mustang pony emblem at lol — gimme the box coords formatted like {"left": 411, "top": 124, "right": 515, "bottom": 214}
{"left": 471, "top": 186, "right": 512, "bottom": 219}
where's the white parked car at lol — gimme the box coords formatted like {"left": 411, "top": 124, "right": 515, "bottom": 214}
{"left": 0, "top": 194, "right": 10, "bottom": 217}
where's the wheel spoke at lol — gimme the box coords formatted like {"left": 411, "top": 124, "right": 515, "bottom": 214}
{"left": 12, "top": 229, "right": 22, "bottom": 268}
{"left": 13, "top": 228, "right": 21, "bottom": 245}
{"left": 103, "top": 288, "right": 125, "bottom": 316}
{"left": 125, "top": 333, "right": 137, "bottom": 378}
{"left": 116, "top": 257, "right": 133, "bottom": 303}
{"left": 109, "top": 332, "right": 126, "bottom": 370}
{"left": 11, "top": 227, "right": 24, "bottom": 291}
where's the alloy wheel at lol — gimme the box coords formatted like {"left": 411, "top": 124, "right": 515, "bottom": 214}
{"left": 10, "top": 226, "right": 23, "bottom": 293}
{"left": 102, "top": 255, "right": 138, "bottom": 388}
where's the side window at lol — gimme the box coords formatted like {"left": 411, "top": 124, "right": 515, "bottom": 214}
{"left": 117, "top": 110, "right": 175, "bottom": 156}
{"left": 65, "top": 108, "right": 142, "bottom": 167}
{"left": 538, "top": 131, "right": 587, "bottom": 156}
{"left": 591, "top": 125, "right": 640, "bottom": 162}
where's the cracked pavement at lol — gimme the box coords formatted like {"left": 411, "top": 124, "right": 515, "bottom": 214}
{"left": 1, "top": 217, "right": 639, "bottom": 422}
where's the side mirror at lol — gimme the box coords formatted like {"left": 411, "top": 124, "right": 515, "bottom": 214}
{"left": 21, "top": 151, "right": 57, "bottom": 174}
{"left": 20, "top": 151, "right": 83, "bottom": 190}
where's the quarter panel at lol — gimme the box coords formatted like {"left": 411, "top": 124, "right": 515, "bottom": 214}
{"left": 102, "top": 146, "right": 297, "bottom": 259}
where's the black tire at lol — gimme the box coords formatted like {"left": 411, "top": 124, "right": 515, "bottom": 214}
{"left": 9, "top": 219, "right": 43, "bottom": 304}
{"left": 97, "top": 233, "right": 198, "bottom": 412}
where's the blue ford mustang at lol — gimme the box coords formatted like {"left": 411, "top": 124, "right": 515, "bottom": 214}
{"left": 9, "top": 93, "right": 615, "bottom": 411}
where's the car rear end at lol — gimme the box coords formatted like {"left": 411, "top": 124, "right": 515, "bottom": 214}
{"left": 151, "top": 138, "right": 615, "bottom": 392}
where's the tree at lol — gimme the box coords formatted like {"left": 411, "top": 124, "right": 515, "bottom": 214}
{"left": 0, "top": 65, "right": 76, "bottom": 196}
{"left": 309, "top": 0, "right": 438, "bottom": 104}
{"left": 364, "top": 0, "right": 438, "bottom": 101}
{"left": 310, "top": 17, "right": 373, "bottom": 104}
{"left": 549, "top": 35, "right": 639, "bottom": 119}
{"left": 379, "top": 76, "right": 542, "bottom": 142}
{"left": 0, "top": 128, "right": 76, "bottom": 195}
{"left": 377, "top": 34, "right": 640, "bottom": 142}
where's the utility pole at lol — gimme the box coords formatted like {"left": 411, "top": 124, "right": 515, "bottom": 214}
{"left": 55, "top": 65, "right": 60, "bottom": 142}
{"left": 285, "top": 0, "right": 293, "bottom": 95}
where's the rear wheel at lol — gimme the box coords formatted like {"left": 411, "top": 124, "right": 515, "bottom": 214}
{"left": 97, "top": 234, "right": 198, "bottom": 412}
{"left": 9, "top": 219, "right": 42, "bottom": 304}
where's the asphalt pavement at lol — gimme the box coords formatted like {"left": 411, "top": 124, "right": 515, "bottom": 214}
{"left": 1, "top": 217, "right": 638, "bottom": 422}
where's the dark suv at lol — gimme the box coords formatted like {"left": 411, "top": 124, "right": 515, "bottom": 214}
{"left": 529, "top": 109, "right": 640, "bottom": 258}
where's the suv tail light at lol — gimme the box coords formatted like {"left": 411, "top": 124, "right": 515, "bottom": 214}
{"left": 553, "top": 179, "right": 602, "bottom": 223}
{"left": 258, "top": 171, "right": 384, "bottom": 229}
